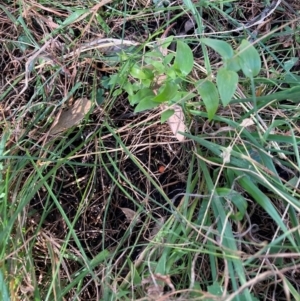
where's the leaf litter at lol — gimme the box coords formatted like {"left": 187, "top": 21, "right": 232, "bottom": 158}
{"left": 49, "top": 98, "right": 92, "bottom": 135}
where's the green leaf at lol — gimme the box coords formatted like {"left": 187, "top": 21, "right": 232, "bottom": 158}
{"left": 238, "top": 39, "right": 261, "bottom": 78}
{"left": 148, "top": 60, "right": 165, "bottom": 73}
{"left": 141, "top": 78, "right": 152, "bottom": 88}
{"left": 236, "top": 173, "right": 297, "bottom": 249}
{"left": 134, "top": 97, "right": 159, "bottom": 113}
{"left": 96, "top": 88, "right": 105, "bottom": 105}
{"left": 130, "top": 65, "right": 148, "bottom": 79}
{"left": 216, "top": 68, "right": 238, "bottom": 106}
{"left": 230, "top": 193, "right": 248, "bottom": 221}
{"left": 166, "top": 67, "right": 177, "bottom": 79}
{"left": 129, "top": 88, "right": 155, "bottom": 105}
{"left": 164, "top": 53, "right": 175, "bottom": 65}
{"left": 144, "top": 50, "right": 162, "bottom": 59}
{"left": 283, "top": 276, "right": 300, "bottom": 301}
{"left": 112, "top": 88, "right": 122, "bottom": 97}
{"left": 123, "top": 82, "right": 135, "bottom": 95}
{"left": 142, "top": 68, "right": 155, "bottom": 80}
{"left": 226, "top": 56, "right": 241, "bottom": 72}
{"left": 161, "top": 109, "right": 174, "bottom": 123}
{"left": 174, "top": 40, "right": 194, "bottom": 76}
{"left": 203, "top": 282, "right": 224, "bottom": 300}
{"left": 160, "top": 35, "right": 174, "bottom": 50}
{"left": 0, "top": 269, "right": 10, "bottom": 301}
{"left": 154, "top": 81, "right": 178, "bottom": 103}
{"left": 108, "top": 74, "right": 125, "bottom": 86}
{"left": 18, "top": 35, "right": 32, "bottom": 52}
{"left": 61, "top": 9, "right": 89, "bottom": 27}
{"left": 217, "top": 188, "right": 248, "bottom": 221}
{"left": 283, "top": 57, "right": 298, "bottom": 72}
{"left": 208, "top": 282, "right": 223, "bottom": 296}
{"left": 197, "top": 80, "right": 219, "bottom": 120}
{"left": 201, "top": 38, "right": 234, "bottom": 60}
{"left": 230, "top": 85, "right": 300, "bottom": 104}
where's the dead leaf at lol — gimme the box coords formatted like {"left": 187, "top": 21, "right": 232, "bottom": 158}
{"left": 50, "top": 98, "right": 92, "bottom": 135}
{"left": 155, "top": 273, "right": 175, "bottom": 292}
{"left": 149, "top": 217, "right": 165, "bottom": 239}
{"left": 146, "top": 284, "right": 164, "bottom": 299}
{"left": 120, "top": 207, "right": 140, "bottom": 223}
{"left": 220, "top": 146, "right": 232, "bottom": 163}
{"left": 142, "top": 273, "right": 175, "bottom": 300}
{"left": 240, "top": 118, "right": 254, "bottom": 128}
{"left": 163, "top": 104, "right": 186, "bottom": 141}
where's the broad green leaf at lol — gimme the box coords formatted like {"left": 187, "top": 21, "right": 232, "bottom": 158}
{"left": 216, "top": 68, "right": 238, "bottom": 106}
{"left": 208, "top": 282, "right": 223, "bottom": 296}
{"left": 130, "top": 66, "right": 148, "bottom": 79}
{"left": 108, "top": 74, "right": 126, "bottom": 86}
{"left": 129, "top": 88, "right": 155, "bottom": 105}
{"left": 144, "top": 50, "right": 162, "bottom": 58}
{"left": 197, "top": 80, "right": 219, "bottom": 120}
{"left": 142, "top": 68, "right": 155, "bottom": 80}
{"left": 164, "top": 53, "right": 175, "bottom": 65}
{"left": 160, "top": 35, "right": 174, "bottom": 49}
{"left": 112, "top": 88, "right": 122, "bottom": 97}
{"left": 147, "top": 60, "right": 165, "bottom": 74}
{"left": 123, "top": 82, "right": 134, "bottom": 96}
{"left": 135, "top": 97, "right": 159, "bottom": 113}
{"left": 161, "top": 109, "right": 175, "bottom": 123}
{"left": 238, "top": 39, "right": 261, "bottom": 78}
{"left": 154, "top": 81, "right": 178, "bottom": 103}
{"left": 201, "top": 38, "right": 234, "bottom": 60}
{"left": 141, "top": 78, "right": 152, "bottom": 87}
{"left": 166, "top": 67, "right": 177, "bottom": 79}
{"left": 174, "top": 40, "right": 194, "bottom": 76}
{"left": 226, "top": 55, "right": 241, "bottom": 72}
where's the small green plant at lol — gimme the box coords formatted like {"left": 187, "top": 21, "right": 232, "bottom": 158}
{"left": 108, "top": 38, "right": 262, "bottom": 121}
{"left": 199, "top": 38, "right": 261, "bottom": 119}
{"left": 108, "top": 37, "right": 195, "bottom": 118}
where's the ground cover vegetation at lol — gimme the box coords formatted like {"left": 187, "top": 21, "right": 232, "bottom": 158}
{"left": 1, "top": 0, "right": 300, "bottom": 300}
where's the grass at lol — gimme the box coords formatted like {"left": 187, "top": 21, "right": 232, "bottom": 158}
{"left": 1, "top": 0, "right": 300, "bottom": 300}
